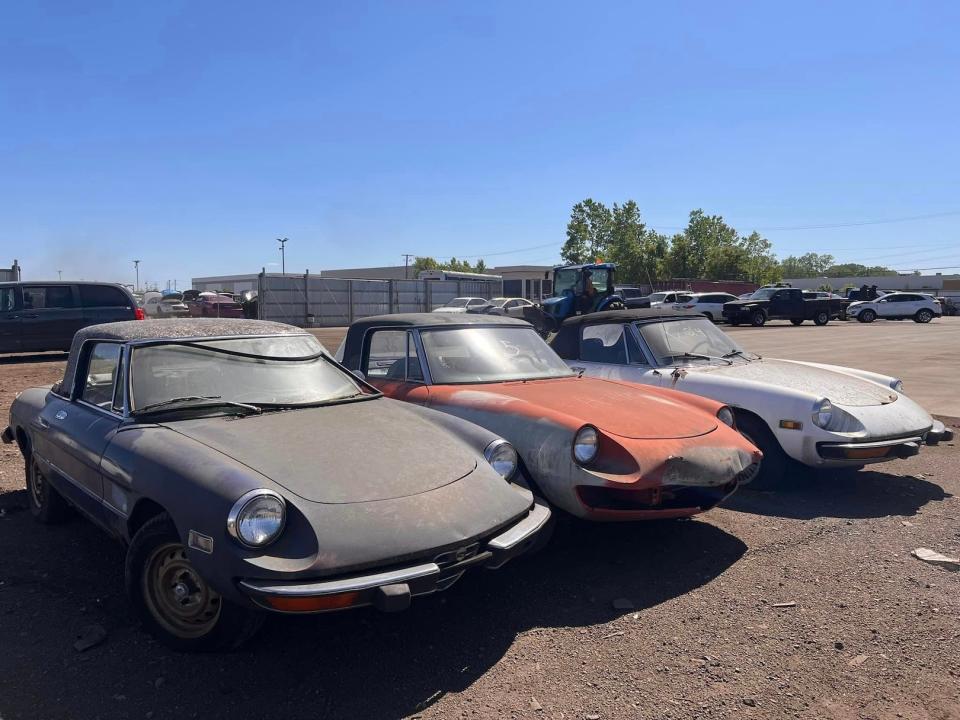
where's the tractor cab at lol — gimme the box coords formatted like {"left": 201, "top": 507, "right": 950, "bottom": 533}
{"left": 542, "top": 263, "right": 625, "bottom": 323}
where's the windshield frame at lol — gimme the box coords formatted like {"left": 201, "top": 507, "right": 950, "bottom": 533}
{"left": 415, "top": 325, "right": 575, "bottom": 385}
{"left": 124, "top": 333, "right": 378, "bottom": 417}
{"left": 633, "top": 318, "right": 756, "bottom": 368}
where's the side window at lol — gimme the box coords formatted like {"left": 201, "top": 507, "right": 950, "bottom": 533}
{"left": 581, "top": 324, "right": 627, "bottom": 364}
{"left": 625, "top": 328, "right": 649, "bottom": 366}
{"left": 23, "top": 285, "right": 75, "bottom": 310}
{"left": 365, "top": 330, "right": 424, "bottom": 381}
{"left": 81, "top": 343, "right": 122, "bottom": 410}
{"left": 0, "top": 287, "right": 15, "bottom": 312}
{"left": 80, "top": 285, "right": 130, "bottom": 308}
{"left": 468, "top": 299, "right": 486, "bottom": 307}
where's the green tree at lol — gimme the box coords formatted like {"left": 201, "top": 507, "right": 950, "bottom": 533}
{"left": 606, "top": 200, "right": 668, "bottom": 283}
{"left": 824, "top": 263, "right": 896, "bottom": 277}
{"left": 780, "top": 252, "right": 835, "bottom": 278}
{"left": 561, "top": 199, "right": 612, "bottom": 264}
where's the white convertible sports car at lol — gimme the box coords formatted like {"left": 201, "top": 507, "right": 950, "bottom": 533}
{"left": 549, "top": 310, "right": 953, "bottom": 482}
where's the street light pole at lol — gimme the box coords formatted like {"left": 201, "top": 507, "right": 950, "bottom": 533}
{"left": 277, "top": 238, "right": 288, "bottom": 275}
{"left": 133, "top": 260, "right": 141, "bottom": 291}
{"left": 57, "top": 270, "right": 62, "bottom": 281}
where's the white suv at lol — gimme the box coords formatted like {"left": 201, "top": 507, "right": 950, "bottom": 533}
{"left": 648, "top": 290, "right": 693, "bottom": 307}
{"left": 671, "top": 292, "right": 739, "bottom": 322}
{"left": 848, "top": 292, "right": 941, "bottom": 323}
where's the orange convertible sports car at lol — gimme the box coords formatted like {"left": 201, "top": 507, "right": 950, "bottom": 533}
{"left": 337, "top": 314, "right": 762, "bottom": 521}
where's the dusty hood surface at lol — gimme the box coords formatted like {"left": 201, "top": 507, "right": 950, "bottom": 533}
{"left": 693, "top": 359, "right": 897, "bottom": 407}
{"left": 433, "top": 377, "right": 717, "bottom": 439}
{"left": 161, "top": 399, "right": 478, "bottom": 504}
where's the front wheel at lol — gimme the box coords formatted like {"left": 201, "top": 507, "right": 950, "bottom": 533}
{"left": 735, "top": 413, "right": 792, "bottom": 489}
{"left": 750, "top": 310, "right": 766, "bottom": 327}
{"left": 729, "top": 319, "right": 740, "bottom": 326}
{"left": 702, "top": 311, "right": 714, "bottom": 322}
{"left": 790, "top": 318, "right": 804, "bottom": 326}
{"left": 914, "top": 309, "right": 933, "bottom": 323}
{"left": 859, "top": 309, "right": 876, "bottom": 323}
{"left": 125, "top": 513, "right": 263, "bottom": 652}
{"left": 813, "top": 311, "right": 829, "bottom": 326}
{"left": 26, "top": 453, "right": 71, "bottom": 524}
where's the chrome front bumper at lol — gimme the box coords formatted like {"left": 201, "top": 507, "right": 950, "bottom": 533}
{"left": 239, "top": 500, "right": 551, "bottom": 614}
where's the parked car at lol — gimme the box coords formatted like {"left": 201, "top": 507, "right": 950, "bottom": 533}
{"left": 548, "top": 310, "right": 953, "bottom": 483}
{"left": 141, "top": 291, "right": 190, "bottom": 318}
{"left": 486, "top": 297, "right": 535, "bottom": 314}
{"left": 432, "top": 297, "right": 491, "bottom": 313}
{"left": 187, "top": 292, "right": 245, "bottom": 318}
{"left": 671, "top": 292, "right": 739, "bottom": 322}
{"left": 722, "top": 287, "right": 847, "bottom": 326}
{"left": 648, "top": 290, "right": 693, "bottom": 307}
{"left": 847, "top": 293, "right": 942, "bottom": 323}
{"left": 0, "top": 281, "right": 142, "bottom": 354}
{"left": 2, "top": 319, "right": 549, "bottom": 650}
{"left": 337, "top": 314, "right": 761, "bottom": 521}
{"left": 614, "top": 287, "right": 651, "bottom": 309}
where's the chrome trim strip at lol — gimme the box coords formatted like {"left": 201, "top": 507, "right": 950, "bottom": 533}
{"left": 239, "top": 562, "right": 441, "bottom": 597}
{"left": 821, "top": 436, "right": 923, "bottom": 450}
{"left": 487, "top": 500, "right": 551, "bottom": 552}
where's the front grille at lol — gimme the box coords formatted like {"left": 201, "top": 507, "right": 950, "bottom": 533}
{"left": 576, "top": 481, "right": 738, "bottom": 512}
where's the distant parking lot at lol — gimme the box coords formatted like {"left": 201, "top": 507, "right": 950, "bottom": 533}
{"left": 312, "top": 316, "right": 960, "bottom": 419}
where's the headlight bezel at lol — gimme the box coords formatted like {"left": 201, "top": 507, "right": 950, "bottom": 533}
{"left": 484, "top": 438, "right": 518, "bottom": 480}
{"left": 227, "top": 489, "right": 287, "bottom": 548}
{"left": 572, "top": 425, "right": 600, "bottom": 466}
{"left": 717, "top": 406, "right": 735, "bottom": 428}
{"left": 811, "top": 398, "right": 834, "bottom": 429}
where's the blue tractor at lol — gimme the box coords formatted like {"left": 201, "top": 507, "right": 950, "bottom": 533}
{"left": 505, "top": 263, "right": 626, "bottom": 335}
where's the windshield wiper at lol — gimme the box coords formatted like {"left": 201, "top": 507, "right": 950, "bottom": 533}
{"left": 673, "top": 352, "right": 733, "bottom": 365}
{"left": 722, "top": 349, "right": 758, "bottom": 360}
{"left": 256, "top": 392, "right": 379, "bottom": 409}
{"left": 133, "top": 396, "right": 263, "bottom": 416}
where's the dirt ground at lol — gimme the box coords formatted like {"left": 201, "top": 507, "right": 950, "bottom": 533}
{"left": 1, "top": 351, "right": 959, "bottom": 720}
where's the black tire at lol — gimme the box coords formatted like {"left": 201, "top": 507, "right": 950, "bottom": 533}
{"left": 702, "top": 311, "right": 714, "bottom": 322}
{"left": 914, "top": 309, "right": 933, "bottom": 323}
{"left": 125, "top": 513, "right": 264, "bottom": 652}
{"left": 735, "top": 413, "right": 793, "bottom": 489}
{"left": 839, "top": 309, "right": 848, "bottom": 321}
{"left": 25, "top": 452, "right": 71, "bottom": 524}
{"left": 813, "top": 311, "right": 829, "bottom": 326}
{"left": 790, "top": 318, "right": 804, "bottom": 326}
{"left": 729, "top": 319, "right": 740, "bottom": 326}
{"left": 859, "top": 309, "right": 876, "bottom": 323}
{"left": 750, "top": 310, "right": 766, "bottom": 327}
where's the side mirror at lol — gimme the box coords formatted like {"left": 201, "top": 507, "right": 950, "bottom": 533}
{"left": 352, "top": 369, "right": 366, "bottom": 382}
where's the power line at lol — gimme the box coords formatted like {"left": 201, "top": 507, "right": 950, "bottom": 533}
{"left": 650, "top": 209, "right": 960, "bottom": 233}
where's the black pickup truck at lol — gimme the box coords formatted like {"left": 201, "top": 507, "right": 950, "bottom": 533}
{"left": 722, "top": 287, "right": 847, "bottom": 326}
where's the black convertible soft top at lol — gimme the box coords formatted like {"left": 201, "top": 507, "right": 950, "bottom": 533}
{"left": 61, "top": 318, "right": 308, "bottom": 397}
{"left": 550, "top": 309, "right": 703, "bottom": 360}
{"left": 341, "top": 313, "right": 529, "bottom": 371}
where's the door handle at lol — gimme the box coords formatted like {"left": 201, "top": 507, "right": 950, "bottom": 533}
{"left": 37, "top": 417, "right": 50, "bottom": 429}
{"left": 22, "top": 314, "right": 39, "bottom": 319}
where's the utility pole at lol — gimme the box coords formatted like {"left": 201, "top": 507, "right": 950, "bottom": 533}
{"left": 402, "top": 253, "right": 415, "bottom": 279}
{"left": 57, "top": 270, "right": 62, "bottom": 281}
{"left": 133, "top": 260, "right": 141, "bottom": 291}
{"left": 277, "top": 237, "right": 288, "bottom": 275}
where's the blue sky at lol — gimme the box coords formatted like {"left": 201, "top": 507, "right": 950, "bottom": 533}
{"left": 2, "top": 0, "right": 959, "bottom": 288}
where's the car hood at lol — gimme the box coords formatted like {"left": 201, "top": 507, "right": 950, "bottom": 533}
{"left": 692, "top": 359, "right": 897, "bottom": 407}
{"left": 432, "top": 377, "right": 717, "bottom": 439}
{"left": 159, "top": 399, "right": 479, "bottom": 504}
{"left": 432, "top": 307, "right": 467, "bottom": 313}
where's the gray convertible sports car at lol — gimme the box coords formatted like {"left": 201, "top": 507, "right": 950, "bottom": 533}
{"left": 2, "top": 319, "right": 549, "bottom": 650}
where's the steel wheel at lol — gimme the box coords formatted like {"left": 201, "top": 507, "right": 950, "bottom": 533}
{"left": 28, "top": 456, "right": 47, "bottom": 509}
{"left": 26, "top": 454, "right": 70, "bottom": 523}
{"left": 142, "top": 542, "right": 222, "bottom": 640}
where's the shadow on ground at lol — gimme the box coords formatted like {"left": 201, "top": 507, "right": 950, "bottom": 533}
{"left": 0, "top": 352, "right": 68, "bottom": 366}
{"left": 724, "top": 466, "right": 951, "bottom": 520}
{"left": 0, "top": 490, "right": 745, "bottom": 720}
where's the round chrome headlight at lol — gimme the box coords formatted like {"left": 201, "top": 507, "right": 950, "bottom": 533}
{"left": 811, "top": 399, "right": 834, "bottom": 429}
{"left": 717, "top": 406, "right": 735, "bottom": 427}
{"left": 484, "top": 439, "right": 518, "bottom": 480}
{"left": 573, "top": 425, "right": 599, "bottom": 465}
{"left": 228, "top": 490, "right": 286, "bottom": 547}
{"left": 891, "top": 379, "right": 904, "bottom": 394}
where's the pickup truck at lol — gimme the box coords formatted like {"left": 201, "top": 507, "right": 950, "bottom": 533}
{"left": 722, "top": 287, "right": 848, "bottom": 326}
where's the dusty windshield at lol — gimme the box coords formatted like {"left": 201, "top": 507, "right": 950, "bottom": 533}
{"left": 130, "top": 335, "right": 363, "bottom": 411}
{"left": 638, "top": 318, "right": 755, "bottom": 366}
{"left": 420, "top": 327, "right": 574, "bottom": 383}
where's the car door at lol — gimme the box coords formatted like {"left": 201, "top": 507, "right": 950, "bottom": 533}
{"left": 20, "top": 284, "right": 83, "bottom": 352}
{"left": 875, "top": 295, "right": 899, "bottom": 317}
{"left": 36, "top": 341, "right": 123, "bottom": 526}
{"left": 80, "top": 284, "right": 136, "bottom": 325}
{"left": 0, "top": 286, "right": 21, "bottom": 353}
{"left": 362, "top": 329, "right": 430, "bottom": 404}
